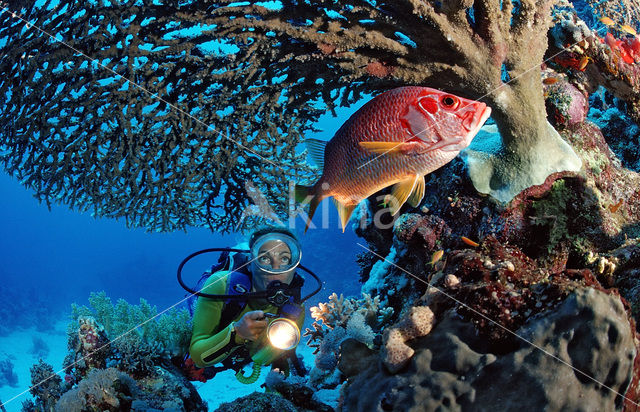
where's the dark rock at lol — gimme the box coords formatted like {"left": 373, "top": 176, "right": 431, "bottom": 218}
{"left": 215, "top": 392, "right": 299, "bottom": 412}
{"left": 338, "top": 338, "right": 377, "bottom": 377}
{"left": 342, "top": 288, "right": 635, "bottom": 411}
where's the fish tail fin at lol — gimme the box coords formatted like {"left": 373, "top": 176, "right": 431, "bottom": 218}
{"left": 294, "top": 183, "right": 323, "bottom": 233}
{"left": 333, "top": 199, "right": 357, "bottom": 233}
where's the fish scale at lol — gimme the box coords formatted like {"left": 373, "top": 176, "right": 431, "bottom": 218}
{"left": 296, "top": 86, "right": 491, "bottom": 231}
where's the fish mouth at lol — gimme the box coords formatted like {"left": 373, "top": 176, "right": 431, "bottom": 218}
{"left": 463, "top": 104, "right": 492, "bottom": 137}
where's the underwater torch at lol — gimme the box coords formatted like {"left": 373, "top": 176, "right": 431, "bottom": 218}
{"left": 235, "top": 312, "right": 302, "bottom": 384}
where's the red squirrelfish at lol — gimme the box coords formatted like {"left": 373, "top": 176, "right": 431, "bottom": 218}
{"left": 295, "top": 86, "right": 491, "bottom": 231}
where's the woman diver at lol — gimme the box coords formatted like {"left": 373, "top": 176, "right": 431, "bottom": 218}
{"left": 179, "top": 226, "right": 319, "bottom": 382}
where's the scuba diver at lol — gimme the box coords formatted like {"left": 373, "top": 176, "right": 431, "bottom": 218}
{"left": 178, "top": 226, "right": 320, "bottom": 383}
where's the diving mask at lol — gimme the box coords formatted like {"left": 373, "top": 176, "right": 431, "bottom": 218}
{"left": 250, "top": 232, "right": 302, "bottom": 275}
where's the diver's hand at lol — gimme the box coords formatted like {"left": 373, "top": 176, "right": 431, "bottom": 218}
{"left": 234, "top": 310, "right": 268, "bottom": 341}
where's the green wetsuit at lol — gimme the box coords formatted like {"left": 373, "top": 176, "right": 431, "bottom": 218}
{"left": 189, "top": 270, "right": 305, "bottom": 368}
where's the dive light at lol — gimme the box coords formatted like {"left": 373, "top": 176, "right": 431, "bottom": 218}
{"left": 266, "top": 317, "right": 300, "bottom": 350}
{"left": 235, "top": 314, "right": 301, "bottom": 384}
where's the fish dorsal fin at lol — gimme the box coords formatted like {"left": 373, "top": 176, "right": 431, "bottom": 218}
{"left": 359, "top": 141, "right": 405, "bottom": 154}
{"left": 333, "top": 199, "right": 357, "bottom": 232}
{"left": 388, "top": 175, "right": 420, "bottom": 215}
{"left": 305, "top": 138, "right": 327, "bottom": 170}
{"left": 407, "top": 175, "right": 425, "bottom": 208}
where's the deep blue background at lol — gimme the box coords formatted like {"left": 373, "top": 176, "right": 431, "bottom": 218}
{"left": 0, "top": 164, "right": 362, "bottom": 329}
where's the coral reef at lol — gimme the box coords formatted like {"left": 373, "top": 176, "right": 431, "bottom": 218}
{"left": 71, "top": 291, "right": 191, "bottom": 358}
{"left": 53, "top": 368, "right": 137, "bottom": 412}
{"left": 0, "top": 0, "right": 587, "bottom": 234}
{"left": 215, "top": 392, "right": 298, "bottom": 412}
{"left": 64, "top": 315, "right": 110, "bottom": 379}
{"left": 22, "top": 293, "right": 206, "bottom": 411}
{"left": 306, "top": 292, "right": 391, "bottom": 366}
{"left": 334, "top": 71, "right": 640, "bottom": 408}
{"left": 26, "top": 360, "right": 62, "bottom": 412}
{"left": 302, "top": 292, "right": 394, "bottom": 404}
{"left": 549, "top": 8, "right": 640, "bottom": 124}
{"left": 263, "top": 371, "right": 334, "bottom": 412}
{"left": 343, "top": 289, "right": 635, "bottom": 411}
{"left": 0, "top": 359, "right": 18, "bottom": 388}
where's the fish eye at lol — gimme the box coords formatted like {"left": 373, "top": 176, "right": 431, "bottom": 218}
{"left": 440, "top": 95, "right": 460, "bottom": 110}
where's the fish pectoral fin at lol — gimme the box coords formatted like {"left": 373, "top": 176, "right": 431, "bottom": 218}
{"left": 358, "top": 141, "right": 405, "bottom": 154}
{"left": 388, "top": 175, "right": 420, "bottom": 215}
{"left": 333, "top": 199, "right": 357, "bottom": 232}
{"left": 407, "top": 175, "right": 425, "bottom": 208}
{"left": 305, "top": 138, "right": 327, "bottom": 171}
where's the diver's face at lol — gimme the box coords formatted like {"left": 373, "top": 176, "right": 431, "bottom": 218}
{"left": 252, "top": 240, "right": 295, "bottom": 291}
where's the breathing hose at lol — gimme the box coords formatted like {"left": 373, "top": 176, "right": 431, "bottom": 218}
{"left": 235, "top": 362, "right": 262, "bottom": 384}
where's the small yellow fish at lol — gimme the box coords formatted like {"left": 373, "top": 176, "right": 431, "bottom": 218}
{"left": 599, "top": 17, "right": 615, "bottom": 26}
{"left": 620, "top": 24, "right": 637, "bottom": 36}
{"left": 429, "top": 250, "right": 444, "bottom": 266}
{"left": 461, "top": 236, "right": 479, "bottom": 247}
{"left": 578, "top": 56, "right": 590, "bottom": 70}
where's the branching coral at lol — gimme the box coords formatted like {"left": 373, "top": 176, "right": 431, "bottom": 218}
{"left": 0, "top": 0, "right": 313, "bottom": 233}
{"left": 111, "top": 334, "right": 164, "bottom": 379}
{"left": 309, "top": 292, "right": 392, "bottom": 331}
{"left": 306, "top": 292, "right": 393, "bottom": 389}
{"left": 0, "top": 0, "right": 583, "bottom": 234}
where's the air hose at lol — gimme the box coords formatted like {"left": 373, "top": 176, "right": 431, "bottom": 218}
{"left": 235, "top": 362, "right": 262, "bottom": 384}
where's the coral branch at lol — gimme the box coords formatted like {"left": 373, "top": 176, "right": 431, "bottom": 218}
{"left": 0, "top": 0, "right": 584, "bottom": 231}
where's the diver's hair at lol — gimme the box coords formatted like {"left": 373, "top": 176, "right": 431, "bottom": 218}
{"left": 248, "top": 225, "right": 300, "bottom": 249}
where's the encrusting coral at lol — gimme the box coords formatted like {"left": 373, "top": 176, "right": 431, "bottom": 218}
{"left": 381, "top": 305, "right": 435, "bottom": 373}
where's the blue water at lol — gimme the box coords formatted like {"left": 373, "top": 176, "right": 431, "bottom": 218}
{"left": 0, "top": 169, "right": 361, "bottom": 409}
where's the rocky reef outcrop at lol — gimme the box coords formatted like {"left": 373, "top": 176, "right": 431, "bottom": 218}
{"left": 343, "top": 288, "right": 635, "bottom": 411}
{"left": 273, "top": 70, "right": 640, "bottom": 411}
